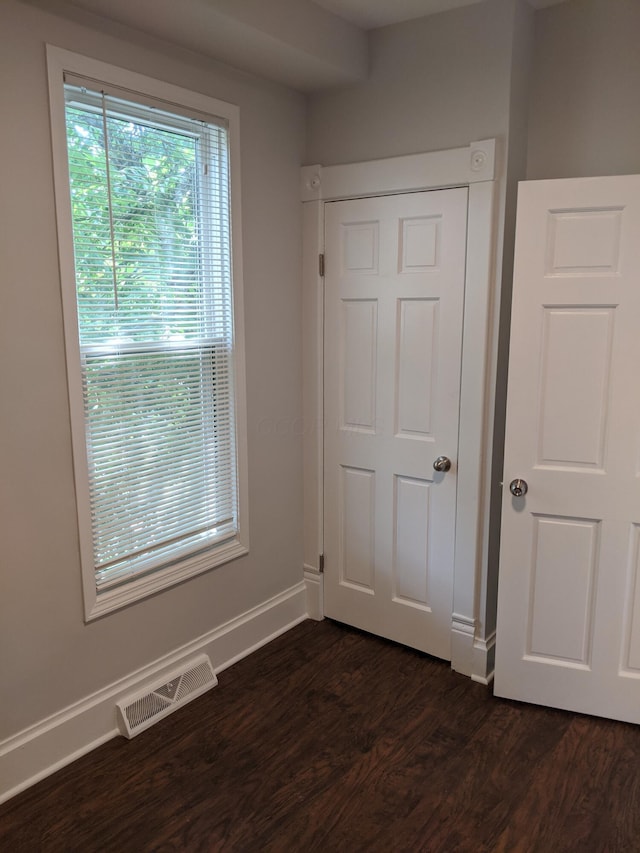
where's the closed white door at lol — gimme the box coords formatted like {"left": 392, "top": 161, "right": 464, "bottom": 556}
{"left": 495, "top": 175, "right": 640, "bottom": 723}
{"left": 323, "top": 188, "right": 468, "bottom": 659}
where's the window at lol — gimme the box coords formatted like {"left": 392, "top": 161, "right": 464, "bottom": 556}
{"left": 48, "top": 48, "right": 249, "bottom": 619}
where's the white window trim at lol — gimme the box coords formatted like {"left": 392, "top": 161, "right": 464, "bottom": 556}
{"left": 47, "top": 46, "right": 249, "bottom": 621}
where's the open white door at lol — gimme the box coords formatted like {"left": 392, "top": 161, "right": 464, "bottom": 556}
{"left": 495, "top": 175, "right": 640, "bottom": 723}
{"left": 323, "top": 188, "right": 468, "bottom": 659}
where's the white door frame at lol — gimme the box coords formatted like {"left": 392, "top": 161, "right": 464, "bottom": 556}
{"left": 302, "top": 140, "right": 499, "bottom": 681}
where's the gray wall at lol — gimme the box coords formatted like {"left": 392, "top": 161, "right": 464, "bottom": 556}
{"left": 484, "top": 0, "right": 534, "bottom": 635}
{"left": 527, "top": 0, "right": 640, "bottom": 180}
{"left": 306, "top": 0, "right": 517, "bottom": 167}
{"left": 0, "top": 0, "right": 304, "bottom": 738}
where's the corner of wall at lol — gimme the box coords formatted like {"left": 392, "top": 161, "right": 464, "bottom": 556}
{"left": 482, "top": 0, "right": 536, "bottom": 643}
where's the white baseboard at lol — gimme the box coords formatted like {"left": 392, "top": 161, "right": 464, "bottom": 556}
{"left": 304, "top": 565, "right": 324, "bottom": 621}
{"left": 450, "top": 612, "right": 475, "bottom": 676}
{"left": 471, "top": 631, "right": 496, "bottom": 685}
{"left": 451, "top": 613, "right": 495, "bottom": 684}
{"left": 0, "top": 581, "right": 307, "bottom": 805}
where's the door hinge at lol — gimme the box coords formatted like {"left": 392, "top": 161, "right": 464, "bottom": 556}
{"left": 319, "top": 253, "right": 325, "bottom": 277}
{"left": 318, "top": 554, "right": 324, "bottom": 573}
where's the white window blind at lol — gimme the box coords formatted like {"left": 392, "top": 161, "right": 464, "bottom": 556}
{"left": 63, "top": 80, "right": 239, "bottom": 591}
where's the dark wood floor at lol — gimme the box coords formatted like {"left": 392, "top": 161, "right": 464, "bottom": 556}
{"left": 1, "top": 619, "right": 639, "bottom": 852}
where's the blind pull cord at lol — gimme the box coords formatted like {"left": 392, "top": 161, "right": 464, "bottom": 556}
{"left": 101, "top": 91, "right": 119, "bottom": 311}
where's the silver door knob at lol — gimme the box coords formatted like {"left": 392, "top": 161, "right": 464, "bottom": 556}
{"left": 509, "top": 478, "right": 528, "bottom": 497}
{"left": 433, "top": 456, "right": 452, "bottom": 473}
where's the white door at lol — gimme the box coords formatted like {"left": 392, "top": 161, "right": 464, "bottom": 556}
{"left": 495, "top": 175, "right": 640, "bottom": 723}
{"left": 323, "top": 188, "right": 468, "bottom": 659}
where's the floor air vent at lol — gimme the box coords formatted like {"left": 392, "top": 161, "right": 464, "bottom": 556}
{"left": 116, "top": 654, "right": 217, "bottom": 738}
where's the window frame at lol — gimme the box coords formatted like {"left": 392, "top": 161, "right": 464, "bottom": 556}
{"left": 47, "top": 46, "right": 249, "bottom": 621}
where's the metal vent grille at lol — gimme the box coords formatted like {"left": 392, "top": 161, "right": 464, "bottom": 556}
{"left": 116, "top": 654, "right": 217, "bottom": 738}
{"left": 125, "top": 692, "right": 171, "bottom": 730}
{"left": 176, "top": 660, "right": 214, "bottom": 701}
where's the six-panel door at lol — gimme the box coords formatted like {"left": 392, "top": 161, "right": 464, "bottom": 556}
{"left": 495, "top": 175, "right": 640, "bottom": 723}
{"left": 323, "top": 188, "right": 468, "bottom": 659}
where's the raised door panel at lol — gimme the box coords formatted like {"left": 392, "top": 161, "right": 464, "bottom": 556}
{"left": 622, "top": 525, "right": 640, "bottom": 675}
{"left": 395, "top": 298, "right": 438, "bottom": 439}
{"left": 392, "top": 476, "right": 431, "bottom": 609}
{"left": 526, "top": 516, "right": 599, "bottom": 666}
{"left": 341, "top": 300, "right": 378, "bottom": 433}
{"left": 341, "top": 221, "right": 379, "bottom": 275}
{"left": 537, "top": 308, "right": 614, "bottom": 470}
{"left": 339, "top": 466, "right": 376, "bottom": 592}
{"left": 546, "top": 208, "right": 622, "bottom": 276}
{"left": 399, "top": 216, "right": 440, "bottom": 272}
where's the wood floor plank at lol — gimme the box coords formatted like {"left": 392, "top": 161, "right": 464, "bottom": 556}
{"left": 1, "top": 619, "right": 639, "bottom": 852}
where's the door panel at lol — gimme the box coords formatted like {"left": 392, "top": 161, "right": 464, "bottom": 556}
{"left": 537, "top": 308, "right": 614, "bottom": 468}
{"left": 341, "top": 299, "right": 377, "bottom": 431}
{"left": 323, "top": 188, "right": 468, "bottom": 659}
{"left": 495, "top": 175, "right": 640, "bottom": 723}
{"left": 396, "top": 298, "right": 439, "bottom": 437}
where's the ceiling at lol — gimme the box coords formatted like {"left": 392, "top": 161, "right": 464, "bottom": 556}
{"left": 314, "top": 0, "right": 567, "bottom": 29}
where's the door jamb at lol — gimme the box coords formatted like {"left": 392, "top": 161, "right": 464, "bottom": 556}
{"left": 301, "top": 140, "right": 498, "bottom": 680}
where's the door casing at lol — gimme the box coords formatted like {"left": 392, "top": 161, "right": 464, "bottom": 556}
{"left": 301, "top": 140, "right": 499, "bottom": 681}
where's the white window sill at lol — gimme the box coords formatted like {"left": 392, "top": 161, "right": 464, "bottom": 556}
{"left": 85, "top": 538, "right": 249, "bottom": 621}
